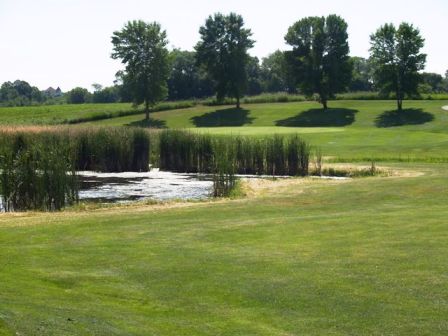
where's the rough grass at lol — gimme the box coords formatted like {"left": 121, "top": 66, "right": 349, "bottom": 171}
{"left": 0, "top": 163, "right": 447, "bottom": 334}
{"left": 0, "top": 101, "right": 194, "bottom": 125}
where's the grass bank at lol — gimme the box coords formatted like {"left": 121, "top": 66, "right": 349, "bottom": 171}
{"left": 92, "top": 100, "right": 448, "bottom": 162}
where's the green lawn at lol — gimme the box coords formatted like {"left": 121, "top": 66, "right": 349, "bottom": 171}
{"left": 1, "top": 163, "right": 447, "bottom": 335}
{"left": 1, "top": 100, "right": 448, "bottom": 334}
{"left": 92, "top": 100, "right": 448, "bottom": 161}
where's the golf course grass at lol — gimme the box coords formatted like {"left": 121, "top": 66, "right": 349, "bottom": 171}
{"left": 1, "top": 99, "right": 447, "bottom": 334}
{"left": 90, "top": 100, "right": 448, "bottom": 161}
{"left": 1, "top": 163, "right": 447, "bottom": 334}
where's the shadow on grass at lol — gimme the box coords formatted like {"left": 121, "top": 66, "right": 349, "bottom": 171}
{"left": 127, "top": 118, "right": 167, "bottom": 128}
{"left": 191, "top": 108, "right": 254, "bottom": 127}
{"left": 375, "top": 109, "right": 434, "bottom": 128}
{"left": 276, "top": 108, "right": 358, "bottom": 127}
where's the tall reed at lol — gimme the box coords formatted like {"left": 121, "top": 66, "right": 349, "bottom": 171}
{"left": 71, "top": 127, "right": 150, "bottom": 172}
{"left": 158, "top": 130, "right": 310, "bottom": 176}
{"left": 0, "top": 132, "right": 78, "bottom": 211}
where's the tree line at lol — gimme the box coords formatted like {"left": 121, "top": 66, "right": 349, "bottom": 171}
{"left": 1, "top": 13, "right": 447, "bottom": 112}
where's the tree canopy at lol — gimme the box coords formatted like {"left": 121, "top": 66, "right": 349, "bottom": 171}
{"left": 65, "top": 87, "right": 91, "bottom": 104}
{"left": 195, "top": 13, "right": 255, "bottom": 108}
{"left": 167, "top": 50, "right": 213, "bottom": 100}
{"left": 369, "top": 22, "right": 426, "bottom": 111}
{"left": 285, "top": 15, "right": 352, "bottom": 109}
{"left": 111, "top": 20, "right": 170, "bottom": 120}
{"left": 349, "top": 57, "right": 373, "bottom": 92}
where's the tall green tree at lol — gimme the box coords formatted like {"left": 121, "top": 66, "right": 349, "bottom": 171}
{"left": 167, "top": 49, "right": 213, "bottom": 100}
{"left": 111, "top": 20, "right": 170, "bottom": 121}
{"left": 246, "top": 56, "right": 263, "bottom": 96}
{"left": 260, "top": 50, "right": 296, "bottom": 93}
{"left": 369, "top": 23, "right": 426, "bottom": 111}
{"left": 420, "top": 72, "right": 444, "bottom": 93}
{"left": 66, "top": 87, "right": 91, "bottom": 104}
{"left": 349, "top": 57, "right": 373, "bottom": 92}
{"left": 285, "top": 15, "right": 352, "bottom": 109}
{"left": 195, "top": 13, "right": 255, "bottom": 109}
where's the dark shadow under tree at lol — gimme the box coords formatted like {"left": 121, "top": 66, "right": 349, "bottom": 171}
{"left": 276, "top": 108, "right": 358, "bottom": 127}
{"left": 191, "top": 108, "right": 254, "bottom": 127}
{"left": 375, "top": 109, "right": 434, "bottom": 128}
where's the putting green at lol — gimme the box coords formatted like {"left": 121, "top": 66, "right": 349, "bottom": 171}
{"left": 186, "top": 126, "right": 345, "bottom": 135}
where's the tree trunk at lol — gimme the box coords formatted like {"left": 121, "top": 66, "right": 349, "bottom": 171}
{"left": 397, "top": 99, "right": 402, "bottom": 112}
{"left": 236, "top": 95, "right": 240, "bottom": 109}
{"left": 145, "top": 101, "right": 150, "bottom": 122}
{"left": 396, "top": 69, "right": 403, "bottom": 112}
{"left": 322, "top": 99, "right": 328, "bottom": 110}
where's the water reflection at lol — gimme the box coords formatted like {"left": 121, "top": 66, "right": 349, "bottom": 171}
{"left": 78, "top": 170, "right": 213, "bottom": 203}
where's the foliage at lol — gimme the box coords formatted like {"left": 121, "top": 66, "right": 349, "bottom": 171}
{"left": 419, "top": 72, "right": 445, "bottom": 93}
{"left": 349, "top": 57, "right": 373, "bottom": 92}
{"left": 369, "top": 22, "right": 426, "bottom": 111}
{"left": 260, "top": 50, "right": 296, "bottom": 93}
{"left": 195, "top": 13, "right": 255, "bottom": 108}
{"left": 167, "top": 49, "right": 214, "bottom": 100}
{"left": 65, "top": 87, "right": 91, "bottom": 104}
{"left": 0, "top": 80, "right": 45, "bottom": 107}
{"left": 92, "top": 85, "right": 120, "bottom": 103}
{"left": 111, "top": 20, "right": 170, "bottom": 120}
{"left": 285, "top": 15, "right": 352, "bottom": 109}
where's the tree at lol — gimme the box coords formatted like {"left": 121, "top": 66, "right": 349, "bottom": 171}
{"left": 111, "top": 20, "right": 170, "bottom": 121}
{"left": 260, "top": 50, "right": 295, "bottom": 93}
{"left": 285, "top": 15, "right": 352, "bottom": 109}
{"left": 0, "top": 80, "right": 45, "bottom": 106}
{"left": 167, "top": 49, "right": 213, "bottom": 100}
{"left": 420, "top": 72, "right": 444, "bottom": 93}
{"left": 66, "top": 87, "right": 91, "bottom": 104}
{"left": 246, "top": 56, "right": 263, "bottom": 96}
{"left": 369, "top": 23, "right": 426, "bottom": 111}
{"left": 92, "top": 84, "right": 120, "bottom": 103}
{"left": 195, "top": 13, "right": 255, "bottom": 109}
{"left": 349, "top": 57, "right": 373, "bottom": 92}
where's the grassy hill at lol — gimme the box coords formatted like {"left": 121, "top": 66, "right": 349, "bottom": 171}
{"left": 91, "top": 100, "right": 448, "bottom": 161}
{"left": 1, "top": 100, "right": 447, "bottom": 160}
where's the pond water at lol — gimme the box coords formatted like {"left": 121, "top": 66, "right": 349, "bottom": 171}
{"left": 0, "top": 171, "right": 349, "bottom": 211}
{"left": 78, "top": 170, "right": 214, "bottom": 203}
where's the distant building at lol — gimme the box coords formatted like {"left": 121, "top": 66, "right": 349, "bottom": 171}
{"left": 44, "top": 86, "right": 63, "bottom": 98}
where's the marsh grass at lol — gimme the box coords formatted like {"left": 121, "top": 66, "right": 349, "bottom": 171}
{"left": 71, "top": 127, "right": 150, "bottom": 172}
{"left": 158, "top": 130, "right": 310, "bottom": 176}
{"left": 0, "top": 133, "right": 78, "bottom": 211}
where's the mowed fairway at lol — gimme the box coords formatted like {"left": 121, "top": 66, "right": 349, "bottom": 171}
{"left": 0, "top": 164, "right": 447, "bottom": 334}
{"left": 91, "top": 100, "right": 448, "bottom": 161}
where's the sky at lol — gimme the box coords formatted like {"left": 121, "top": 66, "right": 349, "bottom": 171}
{"left": 0, "top": 0, "right": 447, "bottom": 91}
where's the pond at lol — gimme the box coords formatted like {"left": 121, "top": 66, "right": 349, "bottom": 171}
{"left": 0, "top": 171, "right": 349, "bottom": 211}
{"left": 78, "top": 170, "right": 214, "bottom": 203}
{"left": 79, "top": 171, "right": 347, "bottom": 204}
